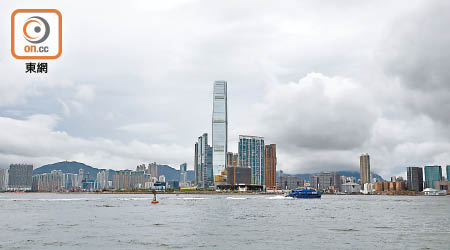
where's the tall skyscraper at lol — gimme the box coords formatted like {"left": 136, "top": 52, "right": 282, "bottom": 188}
{"left": 8, "top": 164, "right": 33, "bottom": 191}
{"left": 447, "top": 165, "right": 450, "bottom": 182}
{"left": 0, "top": 168, "right": 8, "bottom": 191}
{"left": 212, "top": 81, "right": 228, "bottom": 181}
{"left": 407, "top": 167, "right": 423, "bottom": 192}
{"left": 195, "top": 133, "right": 213, "bottom": 188}
{"left": 148, "top": 162, "right": 158, "bottom": 179}
{"left": 239, "top": 135, "right": 265, "bottom": 185}
{"left": 360, "top": 154, "right": 370, "bottom": 185}
{"left": 180, "top": 163, "right": 187, "bottom": 172}
{"left": 179, "top": 163, "right": 187, "bottom": 186}
{"left": 264, "top": 144, "right": 277, "bottom": 188}
{"left": 424, "top": 165, "right": 442, "bottom": 189}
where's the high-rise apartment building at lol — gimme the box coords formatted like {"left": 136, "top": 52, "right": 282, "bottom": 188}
{"left": 226, "top": 152, "right": 238, "bottom": 168}
{"left": 279, "top": 175, "right": 304, "bottom": 190}
{"left": 264, "top": 144, "right": 277, "bottom": 187}
{"left": 239, "top": 135, "right": 265, "bottom": 185}
{"left": 136, "top": 164, "right": 146, "bottom": 172}
{"left": 424, "top": 165, "right": 442, "bottom": 189}
{"left": 179, "top": 163, "right": 187, "bottom": 185}
{"left": 310, "top": 172, "right": 341, "bottom": 192}
{"left": 212, "top": 81, "right": 228, "bottom": 180}
{"left": 360, "top": 154, "right": 370, "bottom": 185}
{"left": 180, "top": 163, "right": 187, "bottom": 172}
{"left": 8, "top": 164, "right": 33, "bottom": 191}
{"left": 407, "top": 167, "right": 423, "bottom": 192}
{"left": 0, "top": 168, "right": 8, "bottom": 191}
{"left": 195, "top": 133, "right": 213, "bottom": 188}
{"left": 148, "top": 162, "right": 158, "bottom": 179}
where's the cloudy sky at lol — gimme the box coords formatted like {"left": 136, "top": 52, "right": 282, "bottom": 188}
{"left": 0, "top": 0, "right": 449, "bottom": 179}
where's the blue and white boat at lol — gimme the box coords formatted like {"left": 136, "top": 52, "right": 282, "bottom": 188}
{"left": 287, "top": 188, "right": 322, "bottom": 199}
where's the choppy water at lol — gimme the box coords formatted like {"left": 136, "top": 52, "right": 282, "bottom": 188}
{"left": 0, "top": 193, "right": 449, "bottom": 249}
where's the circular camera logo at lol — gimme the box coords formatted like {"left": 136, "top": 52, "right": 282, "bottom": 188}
{"left": 23, "top": 16, "right": 50, "bottom": 44}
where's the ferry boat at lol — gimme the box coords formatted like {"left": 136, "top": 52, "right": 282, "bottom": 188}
{"left": 423, "top": 188, "right": 446, "bottom": 196}
{"left": 287, "top": 188, "right": 322, "bottom": 199}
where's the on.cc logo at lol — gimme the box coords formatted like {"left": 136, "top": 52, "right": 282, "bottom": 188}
{"left": 23, "top": 16, "right": 50, "bottom": 44}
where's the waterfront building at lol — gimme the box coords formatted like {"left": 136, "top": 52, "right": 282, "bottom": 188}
{"left": 362, "top": 183, "right": 374, "bottom": 194}
{"left": 374, "top": 182, "right": 384, "bottom": 192}
{"left": 32, "top": 170, "right": 64, "bottom": 192}
{"left": 110, "top": 170, "right": 151, "bottom": 190}
{"left": 194, "top": 142, "right": 198, "bottom": 185}
{"left": 136, "top": 164, "right": 146, "bottom": 172}
{"left": 133, "top": 172, "right": 150, "bottom": 189}
{"left": 180, "top": 163, "right": 187, "bottom": 172}
{"left": 8, "top": 164, "right": 33, "bottom": 191}
{"left": 310, "top": 172, "right": 341, "bottom": 192}
{"left": 264, "top": 144, "right": 277, "bottom": 188}
{"left": 309, "top": 175, "right": 319, "bottom": 190}
{"left": 0, "top": 168, "right": 9, "bottom": 191}
{"left": 226, "top": 152, "right": 238, "bottom": 167}
{"left": 396, "top": 181, "right": 406, "bottom": 191}
{"left": 63, "top": 173, "right": 82, "bottom": 191}
{"left": 239, "top": 135, "right": 265, "bottom": 185}
{"left": 226, "top": 167, "right": 251, "bottom": 185}
{"left": 407, "top": 167, "right": 423, "bottom": 192}
{"left": 360, "top": 154, "right": 370, "bottom": 185}
{"left": 212, "top": 80, "right": 228, "bottom": 181}
{"left": 434, "top": 181, "right": 449, "bottom": 193}
{"left": 79, "top": 168, "right": 85, "bottom": 181}
{"left": 424, "top": 165, "right": 442, "bottom": 189}
{"left": 167, "top": 180, "right": 179, "bottom": 189}
{"left": 447, "top": 165, "right": 450, "bottom": 181}
{"left": 195, "top": 133, "right": 214, "bottom": 188}
{"left": 97, "top": 170, "right": 115, "bottom": 190}
{"left": 179, "top": 163, "right": 188, "bottom": 187}
{"left": 148, "top": 162, "right": 158, "bottom": 179}
{"left": 341, "top": 182, "right": 361, "bottom": 194}
{"left": 278, "top": 175, "right": 304, "bottom": 190}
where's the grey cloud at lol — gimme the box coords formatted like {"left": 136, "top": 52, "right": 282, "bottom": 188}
{"left": 381, "top": 1, "right": 450, "bottom": 123}
{"left": 258, "top": 73, "right": 378, "bottom": 151}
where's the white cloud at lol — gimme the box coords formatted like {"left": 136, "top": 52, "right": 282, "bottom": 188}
{"left": 0, "top": 115, "right": 191, "bottom": 170}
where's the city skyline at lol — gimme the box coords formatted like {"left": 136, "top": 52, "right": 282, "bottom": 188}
{"left": 1, "top": 1, "right": 450, "bottom": 179}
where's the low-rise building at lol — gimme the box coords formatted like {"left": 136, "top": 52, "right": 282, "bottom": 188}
{"left": 227, "top": 167, "right": 251, "bottom": 185}
{"left": 341, "top": 182, "right": 361, "bottom": 194}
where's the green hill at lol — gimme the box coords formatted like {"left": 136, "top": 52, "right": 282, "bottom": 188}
{"left": 33, "top": 161, "right": 100, "bottom": 180}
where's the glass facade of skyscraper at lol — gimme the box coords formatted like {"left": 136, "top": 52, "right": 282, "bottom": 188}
{"left": 195, "top": 133, "right": 213, "bottom": 188}
{"left": 407, "top": 167, "right": 423, "bottom": 192}
{"left": 212, "top": 81, "right": 227, "bottom": 177}
{"left": 239, "top": 135, "right": 265, "bottom": 185}
{"left": 447, "top": 165, "right": 450, "bottom": 182}
{"left": 424, "top": 165, "right": 442, "bottom": 189}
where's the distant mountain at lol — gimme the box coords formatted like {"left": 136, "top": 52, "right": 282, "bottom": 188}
{"left": 33, "top": 161, "right": 195, "bottom": 182}
{"left": 278, "top": 170, "right": 385, "bottom": 182}
{"left": 157, "top": 164, "right": 195, "bottom": 182}
{"left": 337, "top": 170, "right": 385, "bottom": 182}
{"left": 33, "top": 161, "right": 100, "bottom": 180}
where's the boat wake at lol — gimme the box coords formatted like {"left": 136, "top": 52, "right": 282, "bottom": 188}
{"left": 266, "top": 195, "right": 292, "bottom": 200}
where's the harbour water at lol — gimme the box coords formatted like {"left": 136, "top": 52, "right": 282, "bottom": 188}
{"left": 0, "top": 193, "right": 449, "bottom": 249}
